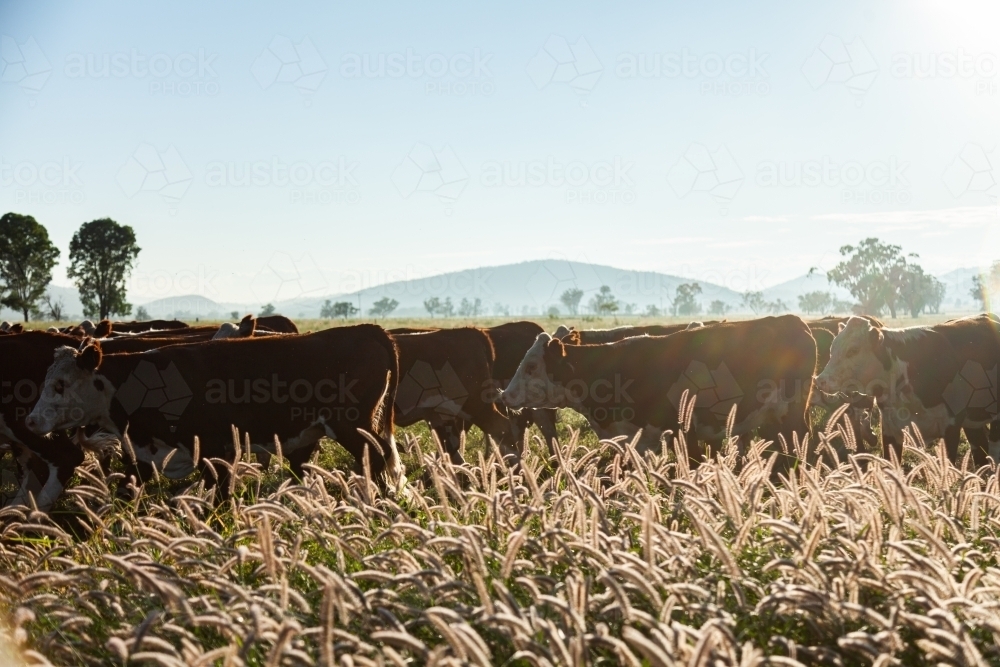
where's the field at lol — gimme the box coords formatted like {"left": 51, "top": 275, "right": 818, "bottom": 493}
{"left": 2, "top": 313, "right": 996, "bottom": 665}
{"left": 2, "top": 403, "right": 1000, "bottom": 665}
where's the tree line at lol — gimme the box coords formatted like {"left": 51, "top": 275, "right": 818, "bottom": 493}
{"left": 0, "top": 213, "right": 140, "bottom": 321}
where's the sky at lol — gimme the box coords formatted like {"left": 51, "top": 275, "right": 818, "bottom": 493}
{"left": 0, "top": 0, "right": 997, "bottom": 307}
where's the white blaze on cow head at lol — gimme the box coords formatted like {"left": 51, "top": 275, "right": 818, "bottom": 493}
{"left": 213, "top": 314, "right": 256, "bottom": 340}
{"left": 25, "top": 341, "right": 114, "bottom": 435}
{"left": 502, "top": 333, "right": 573, "bottom": 409}
{"left": 814, "top": 316, "right": 890, "bottom": 394}
{"left": 552, "top": 325, "right": 572, "bottom": 339}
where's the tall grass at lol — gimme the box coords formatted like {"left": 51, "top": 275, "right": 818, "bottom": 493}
{"left": 2, "top": 412, "right": 1000, "bottom": 666}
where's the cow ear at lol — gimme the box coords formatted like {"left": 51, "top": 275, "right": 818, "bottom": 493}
{"left": 76, "top": 340, "right": 103, "bottom": 371}
{"left": 93, "top": 319, "right": 112, "bottom": 338}
{"left": 837, "top": 322, "right": 846, "bottom": 333}
{"left": 238, "top": 314, "right": 256, "bottom": 337}
{"left": 868, "top": 327, "right": 891, "bottom": 370}
{"left": 545, "top": 336, "right": 566, "bottom": 358}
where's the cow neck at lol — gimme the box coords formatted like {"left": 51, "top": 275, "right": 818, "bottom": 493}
{"left": 99, "top": 354, "right": 147, "bottom": 433}
{"left": 880, "top": 328, "right": 954, "bottom": 410}
{"left": 559, "top": 343, "right": 617, "bottom": 387}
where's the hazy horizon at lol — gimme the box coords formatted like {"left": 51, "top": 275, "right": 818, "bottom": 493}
{"left": 1, "top": 0, "right": 997, "bottom": 306}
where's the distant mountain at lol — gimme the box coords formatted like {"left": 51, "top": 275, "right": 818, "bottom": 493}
{"left": 0, "top": 261, "right": 987, "bottom": 323}
{"left": 273, "top": 260, "right": 747, "bottom": 317}
{"left": 136, "top": 294, "right": 249, "bottom": 321}
{"left": 938, "top": 267, "right": 981, "bottom": 310}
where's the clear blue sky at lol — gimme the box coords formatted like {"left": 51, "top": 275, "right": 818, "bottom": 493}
{"left": 1, "top": 0, "right": 997, "bottom": 305}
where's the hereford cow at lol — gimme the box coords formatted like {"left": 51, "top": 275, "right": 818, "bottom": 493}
{"left": 553, "top": 321, "right": 711, "bottom": 345}
{"left": 504, "top": 315, "right": 816, "bottom": 466}
{"left": 0, "top": 324, "right": 278, "bottom": 510}
{"left": 814, "top": 314, "right": 1000, "bottom": 465}
{"left": 483, "top": 322, "right": 560, "bottom": 450}
{"left": 391, "top": 328, "right": 518, "bottom": 464}
{"left": 0, "top": 332, "right": 117, "bottom": 510}
{"left": 25, "top": 325, "right": 405, "bottom": 493}
{"left": 213, "top": 315, "right": 258, "bottom": 339}
{"left": 256, "top": 315, "right": 299, "bottom": 334}
{"left": 807, "top": 321, "right": 880, "bottom": 453}
{"left": 109, "top": 319, "right": 189, "bottom": 334}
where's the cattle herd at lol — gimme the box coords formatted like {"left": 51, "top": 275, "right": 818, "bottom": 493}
{"left": 0, "top": 311, "right": 997, "bottom": 513}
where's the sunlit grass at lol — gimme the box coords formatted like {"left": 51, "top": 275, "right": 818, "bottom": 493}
{"left": 2, "top": 413, "right": 1000, "bottom": 664}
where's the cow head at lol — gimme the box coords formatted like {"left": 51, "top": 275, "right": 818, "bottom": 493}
{"left": 552, "top": 325, "right": 581, "bottom": 344}
{"left": 502, "top": 333, "right": 574, "bottom": 409}
{"left": 93, "top": 319, "right": 113, "bottom": 338}
{"left": 214, "top": 314, "right": 257, "bottom": 340}
{"left": 25, "top": 340, "right": 114, "bottom": 435}
{"left": 814, "top": 316, "right": 890, "bottom": 394}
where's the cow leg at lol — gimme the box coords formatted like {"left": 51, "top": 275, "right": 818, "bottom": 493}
{"left": 883, "top": 434, "right": 902, "bottom": 463}
{"left": 430, "top": 421, "right": 464, "bottom": 465}
{"left": 285, "top": 444, "right": 318, "bottom": 479}
{"left": 8, "top": 447, "right": 44, "bottom": 508}
{"left": 474, "top": 407, "right": 520, "bottom": 465}
{"left": 531, "top": 408, "right": 560, "bottom": 458}
{"left": 944, "top": 424, "right": 962, "bottom": 463}
{"left": 966, "top": 427, "right": 990, "bottom": 468}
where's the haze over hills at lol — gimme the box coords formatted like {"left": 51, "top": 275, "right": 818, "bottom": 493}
{"left": 1, "top": 260, "right": 986, "bottom": 321}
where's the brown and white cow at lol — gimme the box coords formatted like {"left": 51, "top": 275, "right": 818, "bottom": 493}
{"left": 25, "top": 325, "right": 405, "bottom": 493}
{"left": 213, "top": 315, "right": 258, "bottom": 340}
{"left": 0, "top": 331, "right": 102, "bottom": 510}
{"left": 256, "top": 315, "right": 299, "bottom": 334}
{"left": 807, "top": 320, "right": 880, "bottom": 453}
{"left": 391, "top": 328, "right": 518, "bottom": 464}
{"left": 504, "top": 315, "right": 816, "bottom": 465}
{"left": 552, "top": 322, "right": 711, "bottom": 345}
{"left": 109, "top": 319, "right": 189, "bottom": 334}
{"left": 814, "top": 315, "right": 1000, "bottom": 465}
{"left": 483, "top": 322, "right": 560, "bottom": 451}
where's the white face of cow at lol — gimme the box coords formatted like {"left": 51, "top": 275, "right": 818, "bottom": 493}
{"left": 502, "top": 333, "right": 567, "bottom": 409}
{"left": 213, "top": 322, "right": 239, "bottom": 339}
{"left": 25, "top": 345, "right": 114, "bottom": 435}
{"left": 814, "top": 317, "right": 888, "bottom": 394}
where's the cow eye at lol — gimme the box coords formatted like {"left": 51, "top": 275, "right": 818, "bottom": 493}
{"left": 93, "top": 378, "right": 105, "bottom": 392}
{"left": 526, "top": 363, "right": 536, "bottom": 373}
{"left": 846, "top": 347, "right": 858, "bottom": 358}
{"left": 54, "top": 380, "right": 65, "bottom": 394}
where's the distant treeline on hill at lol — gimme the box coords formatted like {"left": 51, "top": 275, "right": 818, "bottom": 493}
{"left": 0, "top": 214, "right": 996, "bottom": 321}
